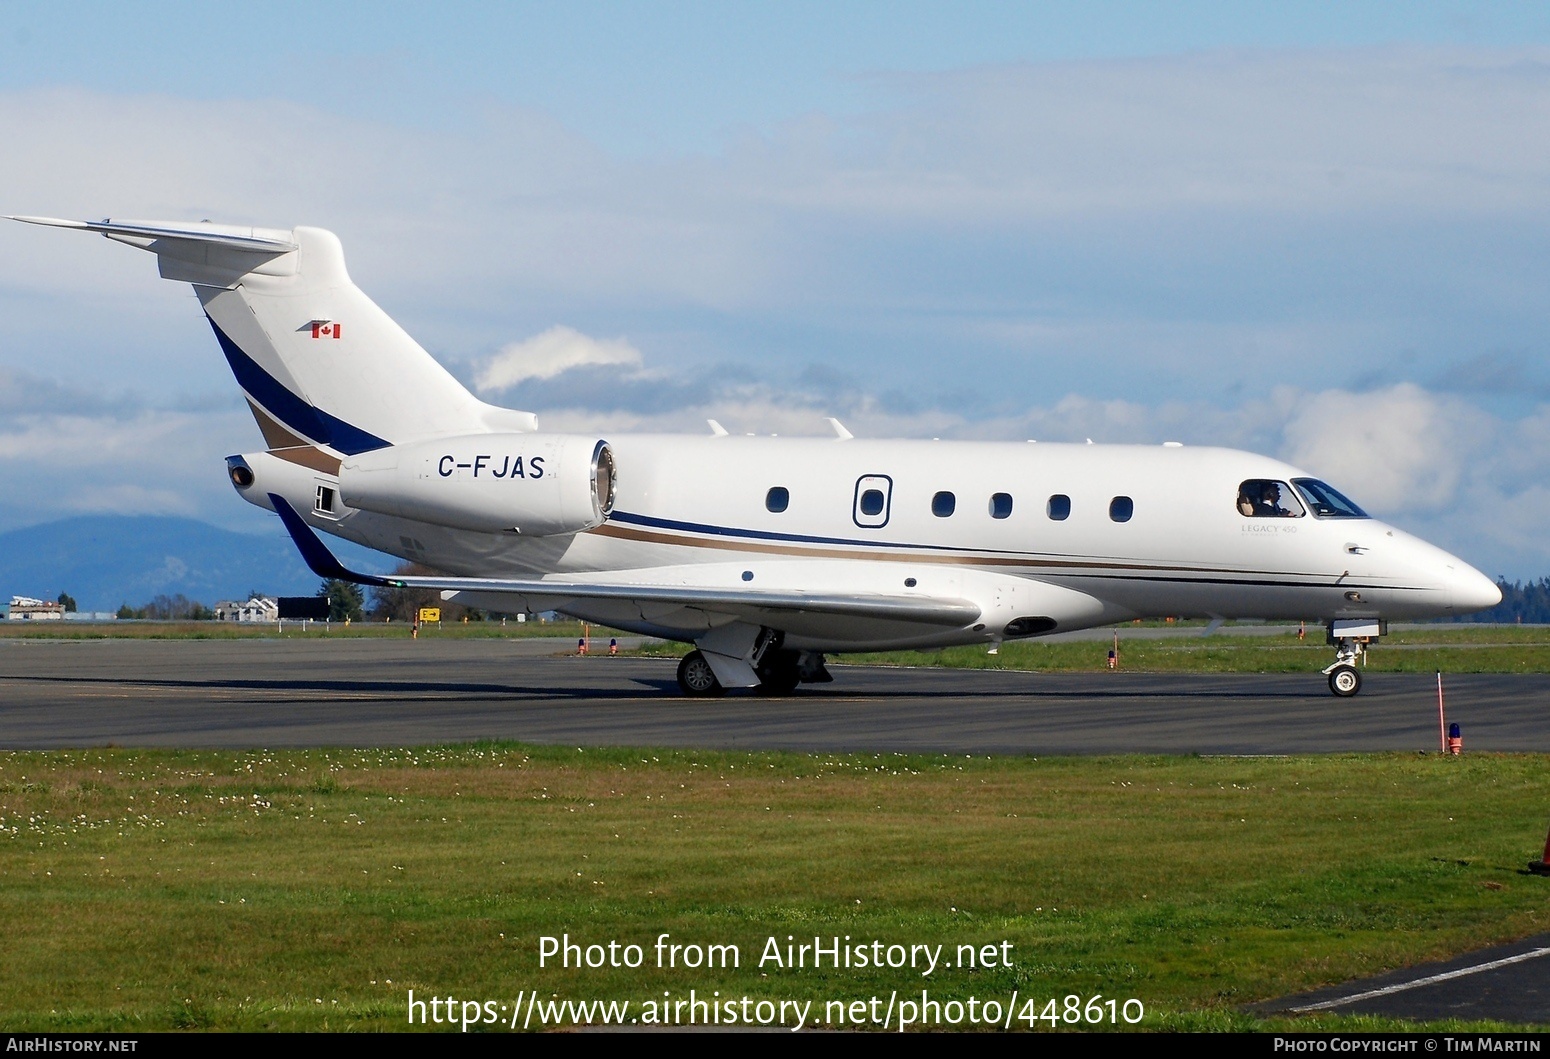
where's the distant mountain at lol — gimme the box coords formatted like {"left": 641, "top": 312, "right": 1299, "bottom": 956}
{"left": 0, "top": 515, "right": 391, "bottom": 613}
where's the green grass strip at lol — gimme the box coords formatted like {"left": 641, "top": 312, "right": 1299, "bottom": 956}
{"left": 1, "top": 746, "right": 1546, "bottom": 1031}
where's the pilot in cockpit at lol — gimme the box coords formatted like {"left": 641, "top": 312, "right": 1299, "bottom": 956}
{"left": 1238, "top": 479, "right": 1300, "bottom": 518}
{"left": 1255, "top": 482, "right": 1291, "bottom": 517}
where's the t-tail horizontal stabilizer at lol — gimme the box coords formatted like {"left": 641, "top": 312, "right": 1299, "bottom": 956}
{"left": 8, "top": 215, "right": 299, "bottom": 253}
{"left": 270, "top": 494, "right": 396, "bottom": 588}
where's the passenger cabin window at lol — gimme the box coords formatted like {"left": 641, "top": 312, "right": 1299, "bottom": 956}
{"left": 1109, "top": 496, "right": 1134, "bottom": 523}
{"left": 765, "top": 486, "right": 789, "bottom": 513}
{"left": 1291, "top": 478, "right": 1369, "bottom": 519}
{"left": 990, "top": 492, "right": 1013, "bottom": 519}
{"left": 1237, "top": 479, "right": 1305, "bottom": 518}
{"left": 1047, "top": 494, "right": 1071, "bottom": 521}
{"left": 853, "top": 474, "right": 893, "bottom": 528}
{"left": 932, "top": 491, "right": 956, "bottom": 517}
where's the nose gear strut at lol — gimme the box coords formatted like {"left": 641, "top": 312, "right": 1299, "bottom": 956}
{"left": 1323, "top": 619, "right": 1385, "bottom": 697}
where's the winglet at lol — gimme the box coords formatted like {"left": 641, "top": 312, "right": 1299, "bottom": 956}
{"left": 269, "top": 494, "right": 395, "bottom": 588}
{"left": 826, "top": 417, "right": 854, "bottom": 440}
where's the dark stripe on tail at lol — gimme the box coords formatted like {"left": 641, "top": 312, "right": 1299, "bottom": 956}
{"left": 207, "top": 316, "right": 390, "bottom": 454}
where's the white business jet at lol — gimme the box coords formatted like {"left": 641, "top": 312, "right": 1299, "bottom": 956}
{"left": 11, "top": 216, "right": 1502, "bottom": 697}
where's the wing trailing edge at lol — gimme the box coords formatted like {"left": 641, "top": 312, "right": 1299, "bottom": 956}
{"left": 269, "top": 495, "right": 982, "bottom": 628}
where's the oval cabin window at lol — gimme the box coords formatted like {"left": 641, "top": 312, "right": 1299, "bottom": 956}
{"left": 990, "top": 493, "right": 1013, "bottom": 519}
{"left": 859, "top": 489, "right": 886, "bottom": 517}
{"left": 1110, "top": 496, "right": 1134, "bottom": 523}
{"left": 931, "top": 491, "right": 956, "bottom": 517}
{"left": 765, "top": 486, "right": 789, "bottom": 513}
{"left": 1047, "top": 494, "right": 1071, "bottom": 521}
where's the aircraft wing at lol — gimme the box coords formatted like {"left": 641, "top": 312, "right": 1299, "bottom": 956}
{"left": 271, "top": 495, "right": 982, "bottom": 631}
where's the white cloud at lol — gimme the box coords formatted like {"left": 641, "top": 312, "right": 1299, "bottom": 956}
{"left": 0, "top": 367, "right": 119, "bottom": 415}
{"left": 474, "top": 326, "right": 643, "bottom": 392}
{"left": 535, "top": 394, "right": 964, "bottom": 440}
{"left": 65, "top": 484, "right": 198, "bottom": 518}
{"left": 0, "top": 407, "right": 264, "bottom": 534}
{"left": 1279, "top": 383, "right": 1493, "bottom": 513}
{"left": 9, "top": 49, "right": 1550, "bottom": 316}
{"left": 733, "top": 48, "right": 1550, "bottom": 222}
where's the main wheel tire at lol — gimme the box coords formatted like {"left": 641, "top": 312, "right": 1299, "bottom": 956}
{"left": 757, "top": 666, "right": 801, "bottom": 696}
{"left": 677, "top": 650, "right": 725, "bottom": 697}
{"left": 1328, "top": 664, "right": 1361, "bottom": 697}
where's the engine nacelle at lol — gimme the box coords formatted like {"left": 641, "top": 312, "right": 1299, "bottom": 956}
{"left": 338, "top": 433, "right": 616, "bottom": 535}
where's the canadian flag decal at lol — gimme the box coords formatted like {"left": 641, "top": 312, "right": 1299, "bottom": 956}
{"left": 311, "top": 321, "right": 342, "bottom": 339}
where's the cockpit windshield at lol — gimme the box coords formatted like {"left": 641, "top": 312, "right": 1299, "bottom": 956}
{"left": 1291, "top": 478, "right": 1369, "bottom": 519}
{"left": 1237, "top": 479, "right": 1304, "bottom": 518}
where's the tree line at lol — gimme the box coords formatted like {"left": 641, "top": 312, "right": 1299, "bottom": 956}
{"left": 104, "top": 564, "right": 505, "bottom": 623}
{"left": 1445, "top": 578, "right": 1550, "bottom": 624}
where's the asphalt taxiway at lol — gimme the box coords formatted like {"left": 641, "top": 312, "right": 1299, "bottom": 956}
{"left": 2, "top": 637, "right": 1547, "bottom": 753}
{"left": 1260, "top": 932, "right": 1550, "bottom": 1025}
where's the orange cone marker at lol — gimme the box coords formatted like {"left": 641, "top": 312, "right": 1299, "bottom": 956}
{"left": 1531, "top": 824, "right": 1550, "bottom": 876}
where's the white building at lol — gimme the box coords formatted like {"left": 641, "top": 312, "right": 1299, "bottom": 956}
{"left": 214, "top": 596, "right": 280, "bottom": 623}
{"left": 7, "top": 596, "right": 65, "bottom": 620}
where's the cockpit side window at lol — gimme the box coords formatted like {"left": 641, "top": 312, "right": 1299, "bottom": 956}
{"left": 1236, "top": 479, "right": 1304, "bottom": 518}
{"left": 1291, "top": 478, "right": 1369, "bottom": 519}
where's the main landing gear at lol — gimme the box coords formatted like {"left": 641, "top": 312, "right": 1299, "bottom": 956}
{"left": 675, "top": 644, "right": 831, "bottom": 698}
{"left": 677, "top": 651, "right": 724, "bottom": 697}
{"left": 1322, "top": 619, "right": 1385, "bottom": 697}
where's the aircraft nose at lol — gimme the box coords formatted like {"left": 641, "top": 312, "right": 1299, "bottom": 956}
{"left": 1447, "top": 562, "right": 1502, "bottom": 614}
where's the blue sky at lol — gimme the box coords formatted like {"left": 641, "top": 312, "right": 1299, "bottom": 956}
{"left": 3, "top": 3, "right": 1550, "bottom": 579}
{"left": 7, "top": 2, "right": 1550, "bottom": 154}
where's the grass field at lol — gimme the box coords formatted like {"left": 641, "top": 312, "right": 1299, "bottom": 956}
{"left": 647, "top": 623, "right": 1550, "bottom": 676}
{"left": 2, "top": 744, "right": 1547, "bottom": 1032}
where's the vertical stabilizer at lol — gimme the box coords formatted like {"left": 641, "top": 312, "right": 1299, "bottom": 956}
{"left": 9, "top": 216, "right": 536, "bottom": 452}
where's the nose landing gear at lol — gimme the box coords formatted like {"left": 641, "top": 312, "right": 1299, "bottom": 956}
{"left": 1323, "top": 619, "right": 1385, "bottom": 697}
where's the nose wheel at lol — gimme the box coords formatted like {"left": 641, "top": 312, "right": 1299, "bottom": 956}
{"left": 1327, "top": 664, "right": 1361, "bottom": 697}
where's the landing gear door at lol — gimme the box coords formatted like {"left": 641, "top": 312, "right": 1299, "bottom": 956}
{"left": 853, "top": 474, "right": 893, "bottom": 529}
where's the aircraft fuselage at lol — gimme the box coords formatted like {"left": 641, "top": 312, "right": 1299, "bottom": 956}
{"left": 242, "top": 433, "right": 1499, "bottom": 652}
